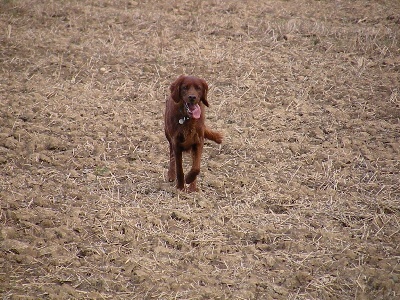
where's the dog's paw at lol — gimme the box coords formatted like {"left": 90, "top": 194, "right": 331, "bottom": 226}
{"left": 167, "top": 170, "right": 176, "bottom": 182}
{"left": 185, "top": 169, "right": 199, "bottom": 184}
{"left": 188, "top": 182, "right": 198, "bottom": 193}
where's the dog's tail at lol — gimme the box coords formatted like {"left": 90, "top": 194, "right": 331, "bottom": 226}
{"left": 205, "top": 127, "right": 223, "bottom": 144}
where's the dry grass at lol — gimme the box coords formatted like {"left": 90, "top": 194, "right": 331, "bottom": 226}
{"left": 1, "top": 0, "right": 399, "bottom": 299}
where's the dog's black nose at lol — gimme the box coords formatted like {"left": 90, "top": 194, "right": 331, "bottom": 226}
{"left": 188, "top": 95, "right": 196, "bottom": 102}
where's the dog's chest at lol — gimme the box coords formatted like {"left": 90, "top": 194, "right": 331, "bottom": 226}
{"left": 178, "top": 127, "right": 201, "bottom": 149}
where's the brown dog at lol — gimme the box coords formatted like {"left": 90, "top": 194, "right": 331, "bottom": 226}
{"left": 164, "top": 75, "right": 222, "bottom": 192}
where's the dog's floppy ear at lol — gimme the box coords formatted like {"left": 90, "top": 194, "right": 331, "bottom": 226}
{"left": 170, "top": 75, "right": 185, "bottom": 103}
{"left": 200, "top": 78, "right": 209, "bottom": 107}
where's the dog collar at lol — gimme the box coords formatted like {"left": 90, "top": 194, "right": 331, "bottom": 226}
{"left": 179, "top": 105, "right": 190, "bottom": 124}
{"left": 179, "top": 116, "right": 190, "bottom": 124}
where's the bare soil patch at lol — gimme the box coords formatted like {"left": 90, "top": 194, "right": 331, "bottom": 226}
{"left": 1, "top": 0, "right": 399, "bottom": 299}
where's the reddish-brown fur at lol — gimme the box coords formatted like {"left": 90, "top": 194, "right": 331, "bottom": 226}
{"left": 164, "top": 75, "right": 222, "bottom": 192}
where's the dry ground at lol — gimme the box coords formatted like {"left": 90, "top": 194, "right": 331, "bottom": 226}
{"left": 1, "top": 0, "right": 399, "bottom": 299}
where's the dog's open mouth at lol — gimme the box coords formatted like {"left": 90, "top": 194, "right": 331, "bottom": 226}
{"left": 185, "top": 103, "right": 201, "bottom": 119}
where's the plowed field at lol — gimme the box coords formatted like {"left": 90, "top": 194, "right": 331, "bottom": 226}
{"left": 1, "top": 0, "right": 399, "bottom": 299}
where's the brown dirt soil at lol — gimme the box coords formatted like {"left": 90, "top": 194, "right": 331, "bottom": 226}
{"left": 1, "top": 0, "right": 399, "bottom": 299}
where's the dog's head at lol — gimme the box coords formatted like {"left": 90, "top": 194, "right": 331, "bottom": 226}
{"left": 170, "top": 75, "right": 209, "bottom": 119}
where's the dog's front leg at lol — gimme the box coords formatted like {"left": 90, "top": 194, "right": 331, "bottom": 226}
{"left": 175, "top": 147, "right": 185, "bottom": 190}
{"left": 185, "top": 144, "right": 202, "bottom": 186}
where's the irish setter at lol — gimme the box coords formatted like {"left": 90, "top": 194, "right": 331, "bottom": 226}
{"left": 164, "top": 75, "right": 222, "bottom": 192}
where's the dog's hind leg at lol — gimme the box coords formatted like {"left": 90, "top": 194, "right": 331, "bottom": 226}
{"left": 167, "top": 142, "right": 176, "bottom": 182}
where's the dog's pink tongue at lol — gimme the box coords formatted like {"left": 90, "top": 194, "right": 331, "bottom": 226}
{"left": 191, "top": 104, "right": 201, "bottom": 119}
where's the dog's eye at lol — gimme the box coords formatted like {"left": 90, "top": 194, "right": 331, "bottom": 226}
{"left": 194, "top": 85, "right": 201, "bottom": 91}
{"left": 181, "top": 85, "right": 188, "bottom": 90}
